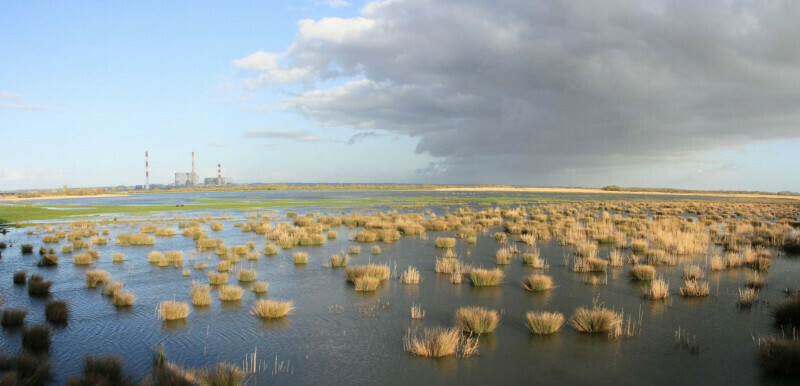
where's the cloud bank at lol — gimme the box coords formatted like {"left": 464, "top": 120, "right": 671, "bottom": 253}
{"left": 234, "top": 0, "right": 800, "bottom": 182}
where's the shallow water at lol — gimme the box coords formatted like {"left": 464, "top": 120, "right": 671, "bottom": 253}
{"left": 0, "top": 193, "right": 798, "bottom": 384}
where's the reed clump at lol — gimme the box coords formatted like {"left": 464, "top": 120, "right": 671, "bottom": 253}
{"left": 148, "top": 251, "right": 165, "bottom": 264}
{"left": 218, "top": 285, "right": 244, "bottom": 301}
{"left": 629, "top": 265, "right": 656, "bottom": 281}
{"left": 37, "top": 254, "right": 58, "bottom": 267}
{"left": 496, "top": 248, "right": 513, "bottom": 265}
{"left": 404, "top": 327, "right": 475, "bottom": 358}
{"left": 196, "top": 363, "right": 247, "bottom": 386}
{"left": 21, "top": 324, "right": 51, "bottom": 352}
{"left": 45, "top": 300, "right": 69, "bottom": 323}
{"left": 207, "top": 272, "right": 229, "bottom": 286}
{"left": 569, "top": 307, "right": 622, "bottom": 333}
{"left": 642, "top": 277, "right": 670, "bottom": 300}
{"left": 113, "top": 291, "right": 137, "bottom": 307}
{"left": 27, "top": 275, "right": 52, "bottom": 297}
{"left": 756, "top": 336, "right": 800, "bottom": 376}
{"left": 85, "top": 270, "right": 111, "bottom": 288}
{"left": 73, "top": 253, "right": 92, "bottom": 265}
{"left": 469, "top": 268, "right": 504, "bottom": 286}
{"left": 210, "top": 222, "right": 223, "bottom": 231}
{"left": 263, "top": 244, "right": 278, "bottom": 256}
{"left": 252, "top": 281, "right": 269, "bottom": 293}
{"left": 112, "top": 252, "right": 125, "bottom": 263}
{"left": 738, "top": 288, "right": 758, "bottom": 308}
{"left": 372, "top": 245, "right": 381, "bottom": 255}
{"left": 157, "top": 301, "right": 190, "bottom": 320}
{"left": 115, "top": 234, "right": 154, "bottom": 246}
{"left": 348, "top": 245, "right": 361, "bottom": 255}
{"left": 434, "top": 237, "right": 456, "bottom": 249}
{"left": 330, "top": 254, "right": 349, "bottom": 267}
{"left": 21, "top": 244, "right": 34, "bottom": 254}
{"left": 400, "top": 266, "right": 420, "bottom": 285}
{"left": 67, "top": 354, "right": 133, "bottom": 386}
{"left": 216, "top": 260, "right": 230, "bottom": 272}
{"left": 411, "top": 304, "right": 426, "bottom": 319}
{"left": 1, "top": 308, "right": 28, "bottom": 326}
{"left": 251, "top": 299, "right": 293, "bottom": 319}
{"left": 237, "top": 269, "right": 256, "bottom": 282}
{"left": 293, "top": 252, "right": 308, "bottom": 264}
{"left": 454, "top": 306, "right": 500, "bottom": 334}
{"left": 101, "top": 281, "right": 123, "bottom": 296}
{"left": 191, "top": 284, "right": 212, "bottom": 306}
{"left": 13, "top": 271, "right": 27, "bottom": 284}
{"left": 522, "top": 274, "right": 554, "bottom": 292}
{"left": 680, "top": 279, "right": 710, "bottom": 297}
{"left": 345, "top": 264, "right": 390, "bottom": 283}
{"left": 772, "top": 297, "right": 800, "bottom": 327}
{"left": 524, "top": 311, "right": 564, "bottom": 335}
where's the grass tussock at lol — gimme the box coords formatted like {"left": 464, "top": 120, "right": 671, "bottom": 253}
{"left": 1, "top": 308, "right": 29, "bottom": 326}
{"left": 216, "top": 260, "right": 230, "bottom": 272}
{"left": 404, "top": 327, "right": 477, "bottom": 358}
{"left": 73, "top": 253, "right": 92, "bottom": 265}
{"left": 208, "top": 272, "right": 229, "bottom": 286}
{"left": 642, "top": 277, "right": 670, "bottom": 300}
{"left": 21, "top": 244, "right": 34, "bottom": 254}
{"left": 252, "top": 281, "right": 269, "bottom": 293}
{"left": 345, "top": 264, "right": 390, "bottom": 283}
{"left": 524, "top": 311, "right": 565, "bottom": 335}
{"left": 569, "top": 307, "right": 623, "bottom": 333}
{"left": 45, "top": 300, "right": 69, "bottom": 323}
{"left": 348, "top": 245, "right": 361, "bottom": 255}
{"left": 773, "top": 297, "right": 800, "bottom": 327}
{"left": 196, "top": 363, "right": 247, "bottom": 386}
{"left": 67, "top": 354, "right": 133, "bottom": 386}
{"left": 454, "top": 306, "right": 500, "bottom": 334}
{"left": 293, "top": 252, "right": 308, "bottom": 264}
{"left": 400, "top": 266, "right": 420, "bottom": 285}
{"left": 101, "top": 281, "right": 123, "bottom": 296}
{"left": 115, "top": 234, "right": 154, "bottom": 246}
{"left": 21, "top": 324, "right": 51, "bottom": 352}
{"left": 629, "top": 265, "right": 656, "bottom": 281}
{"left": 738, "top": 288, "right": 758, "bottom": 308}
{"left": 251, "top": 299, "right": 293, "bottom": 319}
{"left": 434, "top": 237, "right": 456, "bottom": 249}
{"left": 354, "top": 276, "right": 381, "bottom": 291}
{"left": 157, "top": 301, "right": 190, "bottom": 320}
{"left": 756, "top": 335, "right": 800, "bottom": 376}
{"left": 330, "top": 254, "right": 349, "bottom": 267}
{"left": 13, "top": 271, "right": 27, "bottom": 284}
{"left": 496, "top": 248, "right": 513, "bottom": 265}
{"left": 112, "top": 252, "right": 125, "bottom": 263}
{"left": 263, "top": 244, "right": 278, "bottom": 256}
{"left": 113, "top": 291, "right": 137, "bottom": 307}
{"left": 683, "top": 265, "right": 704, "bottom": 281}
{"left": 27, "top": 275, "right": 52, "bottom": 297}
{"left": 37, "top": 254, "right": 58, "bottom": 267}
{"left": 191, "top": 284, "right": 212, "bottom": 306}
{"left": 411, "top": 304, "right": 426, "bottom": 319}
{"left": 0, "top": 351, "right": 52, "bottom": 385}
{"left": 522, "top": 274, "right": 554, "bottom": 291}
{"left": 210, "top": 222, "right": 223, "bottom": 231}
{"left": 469, "top": 268, "right": 504, "bottom": 286}
{"left": 680, "top": 279, "right": 710, "bottom": 297}
{"left": 85, "top": 270, "right": 111, "bottom": 288}
{"left": 237, "top": 269, "right": 256, "bottom": 282}
{"left": 574, "top": 257, "right": 608, "bottom": 272}
{"left": 218, "top": 285, "right": 244, "bottom": 301}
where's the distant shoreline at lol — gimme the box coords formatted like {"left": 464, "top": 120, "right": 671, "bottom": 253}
{"left": 0, "top": 193, "right": 129, "bottom": 202}
{"left": 434, "top": 186, "right": 800, "bottom": 200}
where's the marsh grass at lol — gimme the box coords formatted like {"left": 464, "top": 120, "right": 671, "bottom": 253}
{"left": 680, "top": 279, "right": 710, "bottom": 297}
{"left": 404, "top": 327, "right": 476, "bottom": 358}
{"left": 772, "top": 297, "right": 800, "bottom": 327}
{"left": 372, "top": 245, "right": 381, "bottom": 255}
{"left": 191, "top": 284, "right": 212, "bottom": 306}
{"left": 112, "top": 252, "right": 125, "bottom": 263}
{"left": 469, "top": 268, "right": 504, "bottom": 286}
{"left": 21, "top": 324, "right": 51, "bottom": 352}
{"left": 608, "top": 250, "right": 624, "bottom": 267}
{"left": 251, "top": 299, "right": 293, "bottom": 319}
{"left": 1, "top": 308, "right": 28, "bottom": 326}
{"left": 496, "top": 248, "right": 513, "bottom": 265}
{"left": 210, "top": 222, "right": 223, "bottom": 232}
{"left": 330, "top": 254, "right": 349, "bottom": 267}
{"left": 73, "top": 253, "right": 92, "bottom": 265}
{"left": 738, "top": 288, "right": 758, "bottom": 308}
{"left": 45, "top": 300, "right": 68, "bottom": 323}
{"left": 354, "top": 277, "right": 381, "bottom": 291}
{"left": 400, "top": 266, "right": 420, "bottom": 285}
{"left": 345, "top": 264, "right": 390, "bottom": 282}
{"left": 37, "top": 254, "right": 58, "bottom": 267}
{"left": 68, "top": 354, "right": 132, "bottom": 386}
{"left": 196, "top": 363, "right": 247, "bottom": 386}
{"left": 217, "top": 260, "right": 230, "bottom": 272}
{"left": 113, "top": 291, "right": 137, "bottom": 307}
{"left": 569, "top": 307, "right": 623, "bottom": 334}
{"left": 435, "top": 257, "right": 462, "bottom": 274}
{"left": 348, "top": 246, "right": 361, "bottom": 255}
{"left": 27, "top": 276, "right": 52, "bottom": 297}
{"left": 434, "top": 237, "right": 456, "bottom": 249}
{"left": 327, "top": 231, "right": 338, "bottom": 240}
{"left": 13, "top": 271, "right": 26, "bottom": 284}
{"left": 524, "top": 311, "right": 564, "bottom": 335}
{"left": 115, "top": 234, "right": 154, "bottom": 246}
{"left": 148, "top": 251, "right": 165, "bottom": 264}
{"left": 411, "top": 304, "right": 425, "bottom": 319}
{"left": 263, "top": 244, "right": 278, "bottom": 256}
{"left": 157, "top": 301, "right": 190, "bottom": 320}
{"left": 642, "top": 277, "right": 670, "bottom": 300}
{"left": 62, "top": 244, "right": 73, "bottom": 254}
{"left": 521, "top": 274, "right": 554, "bottom": 292}
{"left": 683, "top": 265, "right": 704, "bottom": 281}
{"left": 454, "top": 306, "right": 500, "bottom": 334}
{"left": 208, "top": 272, "right": 229, "bottom": 286}
{"left": 218, "top": 285, "right": 244, "bottom": 301}
{"left": 90, "top": 237, "right": 107, "bottom": 246}
{"left": 756, "top": 336, "right": 800, "bottom": 376}
{"left": 293, "top": 252, "right": 308, "bottom": 264}
{"left": 252, "top": 281, "right": 269, "bottom": 293}
{"left": 237, "top": 269, "right": 256, "bottom": 282}
{"left": 101, "top": 281, "right": 123, "bottom": 296}
{"left": 629, "top": 265, "right": 656, "bottom": 281}
{"left": 85, "top": 270, "right": 111, "bottom": 288}
{"left": 21, "top": 244, "right": 34, "bottom": 254}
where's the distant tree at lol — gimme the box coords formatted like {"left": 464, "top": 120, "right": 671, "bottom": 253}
{"left": 601, "top": 185, "right": 622, "bottom": 191}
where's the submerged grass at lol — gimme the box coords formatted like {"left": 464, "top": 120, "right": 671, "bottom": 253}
{"left": 251, "top": 299, "right": 293, "bottom": 319}
{"left": 524, "top": 311, "right": 564, "bottom": 335}
{"left": 454, "top": 306, "right": 500, "bottom": 334}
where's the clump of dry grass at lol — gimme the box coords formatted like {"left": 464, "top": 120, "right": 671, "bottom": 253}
{"left": 216, "top": 260, "right": 230, "bottom": 272}
{"left": 400, "top": 266, "right": 420, "bottom": 284}
{"left": 210, "top": 222, "right": 223, "bottom": 231}
{"left": 576, "top": 242, "right": 598, "bottom": 258}
{"left": 496, "top": 248, "right": 513, "bottom": 265}
{"left": 157, "top": 301, "right": 190, "bottom": 320}
{"left": 85, "top": 270, "right": 110, "bottom": 288}
{"left": 111, "top": 252, "right": 125, "bottom": 263}
{"left": 372, "top": 245, "right": 381, "bottom": 255}
{"left": 756, "top": 336, "right": 800, "bottom": 376}
{"left": 630, "top": 239, "right": 648, "bottom": 254}
{"left": 207, "top": 272, "right": 229, "bottom": 286}
{"left": 330, "top": 254, "right": 349, "bottom": 267}
{"left": 434, "top": 257, "right": 463, "bottom": 274}
{"left": 454, "top": 306, "right": 500, "bottom": 334}
{"left": 22, "top": 324, "right": 51, "bottom": 352}
{"left": 494, "top": 232, "right": 507, "bottom": 243}
{"left": 680, "top": 279, "right": 710, "bottom": 297}
{"left": 345, "top": 264, "right": 390, "bottom": 283}
{"left": 293, "top": 252, "right": 308, "bottom": 264}
{"left": 62, "top": 244, "right": 73, "bottom": 254}
{"left": 403, "top": 327, "right": 464, "bottom": 357}
{"left": 629, "top": 265, "right": 656, "bottom": 281}
{"left": 608, "top": 250, "right": 624, "bottom": 267}
{"left": 251, "top": 299, "right": 293, "bottom": 319}
{"left": 263, "top": 244, "right": 278, "bottom": 256}
{"left": 709, "top": 254, "right": 726, "bottom": 271}
{"left": 569, "top": 307, "right": 622, "bottom": 334}
{"left": 73, "top": 253, "right": 92, "bottom": 265}
{"left": 252, "top": 281, "right": 269, "bottom": 293}
{"left": 348, "top": 245, "right": 361, "bottom": 254}
{"left": 574, "top": 257, "right": 608, "bottom": 272}
{"left": 642, "top": 277, "right": 670, "bottom": 300}
{"left": 327, "top": 231, "right": 338, "bottom": 240}
{"left": 27, "top": 275, "right": 52, "bottom": 297}
{"left": 191, "top": 284, "right": 212, "bottom": 306}
{"left": 113, "top": 291, "right": 137, "bottom": 307}
{"left": 13, "top": 270, "right": 26, "bottom": 284}
{"left": 522, "top": 274, "right": 554, "bottom": 291}
{"left": 101, "top": 281, "right": 123, "bottom": 296}
{"left": 469, "top": 268, "right": 504, "bottom": 286}
{"left": 354, "top": 277, "right": 381, "bottom": 291}
{"left": 148, "top": 251, "right": 165, "bottom": 264}
{"left": 90, "top": 237, "right": 107, "bottom": 246}
{"left": 1, "top": 308, "right": 28, "bottom": 326}
{"left": 411, "top": 304, "right": 425, "bottom": 319}
{"left": 155, "top": 227, "right": 176, "bottom": 237}
{"left": 738, "top": 288, "right": 758, "bottom": 308}
{"left": 434, "top": 237, "right": 456, "bottom": 249}
{"left": 45, "top": 300, "right": 69, "bottom": 323}
{"left": 524, "top": 311, "right": 564, "bottom": 335}
{"left": 218, "top": 285, "right": 244, "bottom": 301}
{"left": 683, "top": 265, "right": 704, "bottom": 281}
{"left": 115, "top": 234, "right": 154, "bottom": 246}
{"left": 237, "top": 269, "right": 256, "bottom": 282}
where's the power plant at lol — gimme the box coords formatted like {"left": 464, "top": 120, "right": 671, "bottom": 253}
{"left": 140, "top": 151, "right": 232, "bottom": 189}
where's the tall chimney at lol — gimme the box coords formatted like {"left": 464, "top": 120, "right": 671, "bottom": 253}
{"left": 145, "top": 151, "right": 150, "bottom": 190}
{"left": 218, "top": 164, "right": 222, "bottom": 186}
{"left": 191, "top": 151, "right": 196, "bottom": 186}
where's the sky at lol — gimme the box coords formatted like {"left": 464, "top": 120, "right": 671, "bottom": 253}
{"left": 2, "top": 0, "right": 800, "bottom": 192}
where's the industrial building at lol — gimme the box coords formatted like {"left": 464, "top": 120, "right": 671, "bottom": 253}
{"left": 174, "top": 172, "right": 198, "bottom": 187}
{"left": 204, "top": 177, "right": 233, "bottom": 186}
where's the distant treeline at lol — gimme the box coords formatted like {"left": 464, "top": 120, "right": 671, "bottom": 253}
{"left": 600, "top": 185, "right": 798, "bottom": 196}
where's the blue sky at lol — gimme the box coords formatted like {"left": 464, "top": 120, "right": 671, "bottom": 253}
{"left": 2, "top": 1, "right": 800, "bottom": 192}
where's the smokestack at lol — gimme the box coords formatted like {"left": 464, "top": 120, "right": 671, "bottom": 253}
{"left": 191, "top": 151, "right": 196, "bottom": 186}
{"left": 218, "top": 164, "right": 221, "bottom": 186}
{"left": 145, "top": 151, "right": 150, "bottom": 190}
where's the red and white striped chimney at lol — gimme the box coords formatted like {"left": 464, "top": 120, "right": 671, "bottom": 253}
{"left": 218, "top": 164, "right": 221, "bottom": 186}
{"left": 145, "top": 151, "right": 150, "bottom": 190}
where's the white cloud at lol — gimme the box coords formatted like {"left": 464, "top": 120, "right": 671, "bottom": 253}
{"left": 0, "top": 91, "right": 55, "bottom": 111}
{"left": 314, "top": 0, "right": 352, "bottom": 8}
{"left": 243, "top": 129, "right": 322, "bottom": 142}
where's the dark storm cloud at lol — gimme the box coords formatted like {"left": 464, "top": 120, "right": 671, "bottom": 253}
{"left": 235, "top": 0, "right": 800, "bottom": 180}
